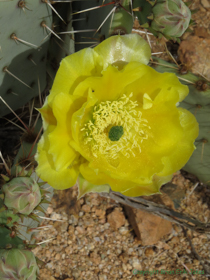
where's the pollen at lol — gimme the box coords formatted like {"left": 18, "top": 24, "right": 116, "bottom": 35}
{"left": 81, "top": 93, "right": 150, "bottom": 159}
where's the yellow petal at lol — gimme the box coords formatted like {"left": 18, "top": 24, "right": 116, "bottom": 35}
{"left": 119, "top": 174, "right": 173, "bottom": 197}
{"left": 38, "top": 97, "right": 56, "bottom": 130}
{"left": 157, "top": 107, "right": 199, "bottom": 177}
{"left": 35, "top": 126, "right": 80, "bottom": 190}
{"left": 71, "top": 88, "right": 98, "bottom": 155}
{"left": 77, "top": 173, "right": 110, "bottom": 199}
{"left": 94, "top": 34, "right": 151, "bottom": 68}
{"left": 143, "top": 93, "right": 153, "bottom": 109}
{"left": 79, "top": 162, "right": 168, "bottom": 197}
{"left": 73, "top": 62, "right": 149, "bottom": 102}
{"left": 125, "top": 64, "right": 189, "bottom": 104}
{"left": 48, "top": 48, "right": 102, "bottom": 103}
{"left": 48, "top": 92, "right": 79, "bottom": 171}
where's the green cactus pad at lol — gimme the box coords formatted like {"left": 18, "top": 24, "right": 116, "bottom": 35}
{"left": 0, "top": 248, "right": 39, "bottom": 280}
{"left": 0, "top": 0, "right": 52, "bottom": 116}
{"left": 0, "top": 208, "right": 20, "bottom": 228}
{"left": 72, "top": 0, "right": 133, "bottom": 51}
{"left": 2, "top": 177, "right": 42, "bottom": 215}
{"left": 0, "top": 227, "right": 24, "bottom": 250}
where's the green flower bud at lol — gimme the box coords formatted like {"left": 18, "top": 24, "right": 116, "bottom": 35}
{"left": 2, "top": 177, "right": 42, "bottom": 215}
{"left": 151, "top": 0, "right": 191, "bottom": 38}
{"left": 0, "top": 249, "right": 39, "bottom": 280}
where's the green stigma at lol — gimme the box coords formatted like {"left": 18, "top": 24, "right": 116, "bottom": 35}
{"left": 108, "top": 126, "right": 124, "bottom": 141}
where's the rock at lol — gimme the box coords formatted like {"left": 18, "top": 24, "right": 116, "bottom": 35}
{"left": 201, "top": 0, "right": 210, "bottom": 8}
{"left": 75, "top": 226, "right": 84, "bottom": 234}
{"left": 99, "top": 274, "right": 108, "bottom": 280}
{"left": 194, "top": 27, "right": 210, "bottom": 39}
{"left": 95, "top": 208, "right": 106, "bottom": 218}
{"left": 50, "top": 213, "right": 62, "bottom": 220}
{"left": 107, "top": 208, "right": 126, "bottom": 230}
{"left": 55, "top": 253, "right": 61, "bottom": 260}
{"left": 131, "top": 257, "right": 142, "bottom": 270}
{"left": 87, "top": 243, "right": 95, "bottom": 251}
{"left": 145, "top": 247, "right": 155, "bottom": 257}
{"left": 47, "top": 206, "right": 53, "bottom": 215}
{"left": 81, "top": 204, "right": 91, "bottom": 213}
{"left": 119, "top": 226, "right": 129, "bottom": 235}
{"left": 72, "top": 269, "right": 81, "bottom": 278}
{"left": 178, "top": 35, "right": 210, "bottom": 80}
{"left": 124, "top": 206, "right": 172, "bottom": 245}
{"left": 61, "top": 222, "right": 68, "bottom": 232}
{"left": 89, "top": 252, "right": 101, "bottom": 265}
{"left": 161, "top": 183, "right": 186, "bottom": 209}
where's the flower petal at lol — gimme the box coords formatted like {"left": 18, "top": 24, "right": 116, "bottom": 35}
{"left": 119, "top": 174, "right": 173, "bottom": 197}
{"left": 38, "top": 97, "right": 56, "bottom": 130}
{"left": 48, "top": 48, "right": 102, "bottom": 103}
{"left": 35, "top": 126, "right": 80, "bottom": 190}
{"left": 70, "top": 88, "right": 98, "bottom": 153}
{"left": 94, "top": 34, "right": 151, "bottom": 68}
{"left": 157, "top": 107, "right": 199, "bottom": 176}
{"left": 79, "top": 162, "right": 168, "bottom": 197}
{"left": 77, "top": 173, "right": 110, "bottom": 199}
{"left": 125, "top": 64, "right": 189, "bottom": 103}
{"left": 48, "top": 92, "right": 81, "bottom": 171}
{"left": 73, "top": 62, "right": 150, "bottom": 102}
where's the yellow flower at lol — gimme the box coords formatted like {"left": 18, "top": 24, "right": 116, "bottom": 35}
{"left": 35, "top": 34, "right": 198, "bottom": 197}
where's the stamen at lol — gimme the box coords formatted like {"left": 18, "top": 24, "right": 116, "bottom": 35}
{"left": 81, "top": 93, "right": 150, "bottom": 159}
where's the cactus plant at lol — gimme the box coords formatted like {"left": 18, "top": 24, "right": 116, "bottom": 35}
{"left": 2, "top": 177, "right": 42, "bottom": 215}
{"left": 133, "top": 0, "right": 192, "bottom": 41}
{"left": 0, "top": 116, "right": 53, "bottom": 279}
{"left": 0, "top": 0, "right": 52, "bottom": 117}
{"left": 0, "top": 168, "right": 53, "bottom": 278}
{"left": 0, "top": 248, "right": 39, "bottom": 280}
{"left": 151, "top": 0, "right": 191, "bottom": 38}
{"left": 72, "top": 0, "right": 133, "bottom": 51}
{"left": 0, "top": 0, "right": 75, "bottom": 117}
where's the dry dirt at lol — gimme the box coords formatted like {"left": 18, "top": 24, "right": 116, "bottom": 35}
{"left": 33, "top": 172, "right": 210, "bottom": 280}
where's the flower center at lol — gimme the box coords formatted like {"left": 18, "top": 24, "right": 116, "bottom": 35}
{"left": 81, "top": 93, "right": 150, "bottom": 159}
{"left": 108, "top": 126, "right": 124, "bottom": 141}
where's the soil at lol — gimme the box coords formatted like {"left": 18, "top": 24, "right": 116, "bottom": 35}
{"left": 33, "top": 173, "right": 210, "bottom": 280}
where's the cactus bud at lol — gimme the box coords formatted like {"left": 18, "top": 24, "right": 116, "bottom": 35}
{"left": 151, "top": 0, "right": 191, "bottom": 38}
{"left": 2, "top": 177, "right": 42, "bottom": 215}
{"left": 0, "top": 249, "right": 39, "bottom": 280}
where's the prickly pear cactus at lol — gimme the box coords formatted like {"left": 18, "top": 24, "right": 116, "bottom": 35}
{"left": 0, "top": 248, "right": 39, "bottom": 280}
{"left": 0, "top": 170, "right": 53, "bottom": 238}
{"left": 2, "top": 177, "right": 42, "bottom": 216}
{"left": 0, "top": 115, "right": 54, "bottom": 279}
{"left": 133, "top": 0, "right": 192, "bottom": 41}
{"left": 0, "top": 0, "right": 53, "bottom": 117}
{"left": 0, "top": 169, "right": 53, "bottom": 279}
{"left": 72, "top": 0, "right": 133, "bottom": 51}
{"left": 151, "top": 0, "right": 191, "bottom": 38}
{"left": 46, "top": 1, "right": 75, "bottom": 82}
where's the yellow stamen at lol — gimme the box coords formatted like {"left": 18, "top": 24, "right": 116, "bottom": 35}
{"left": 81, "top": 93, "right": 150, "bottom": 159}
